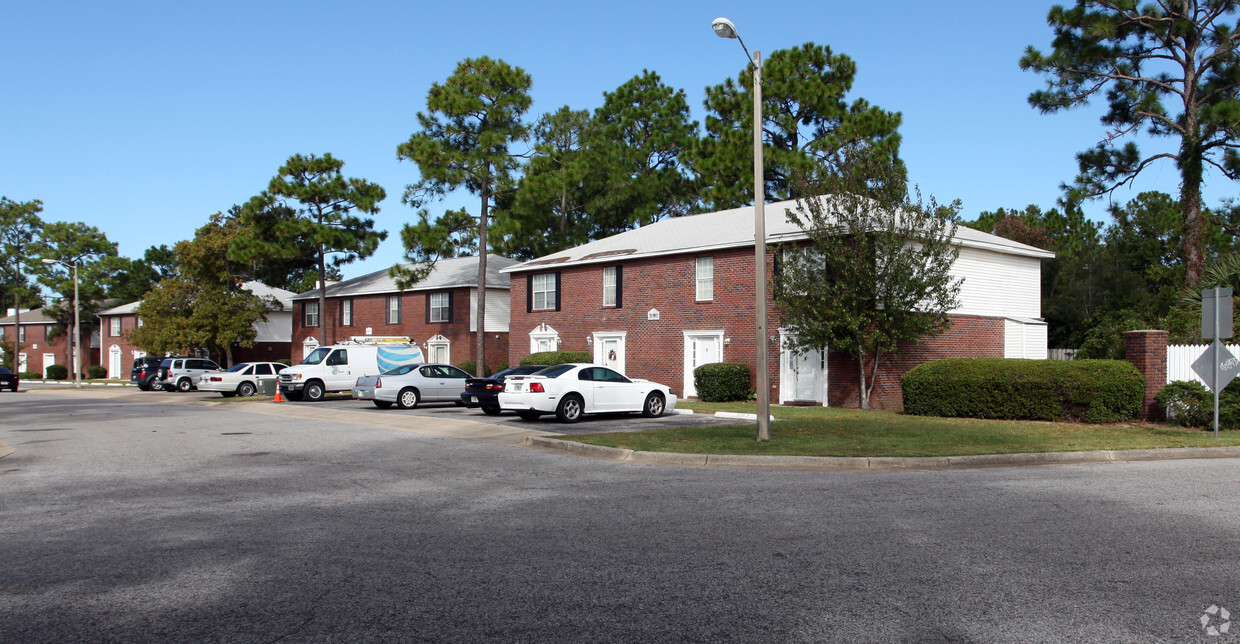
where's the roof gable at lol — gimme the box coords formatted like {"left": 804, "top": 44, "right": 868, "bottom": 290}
{"left": 290, "top": 255, "right": 518, "bottom": 301}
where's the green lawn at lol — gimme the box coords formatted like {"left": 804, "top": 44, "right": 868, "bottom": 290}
{"left": 557, "top": 402, "right": 1240, "bottom": 458}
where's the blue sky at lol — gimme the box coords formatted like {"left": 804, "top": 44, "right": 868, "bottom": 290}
{"left": 2, "top": 1, "right": 1227, "bottom": 283}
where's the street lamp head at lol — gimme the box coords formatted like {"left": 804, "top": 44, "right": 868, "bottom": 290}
{"left": 41, "top": 258, "right": 58, "bottom": 266}
{"left": 712, "top": 17, "right": 738, "bottom": 39}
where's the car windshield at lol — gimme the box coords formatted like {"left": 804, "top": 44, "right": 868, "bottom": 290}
{"left": 383, "top": 364, "right": 416, "bottom": 376}
{"left": 534, "top": 364, "right": 576, "bottom": 379}
{"left": 301, "top": 348, "right": 330, "bottom": 365}
{"left": 226, "top": 363, "right": 251, "bottom": 373}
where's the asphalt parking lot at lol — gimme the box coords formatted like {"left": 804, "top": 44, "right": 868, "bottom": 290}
{"left": 130, "top": 386, "right": 733, "bottom": 435}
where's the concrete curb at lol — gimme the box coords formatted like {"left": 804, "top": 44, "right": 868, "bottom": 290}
{"left": 522, "top": 436, "right": 1240, "bottom": 471}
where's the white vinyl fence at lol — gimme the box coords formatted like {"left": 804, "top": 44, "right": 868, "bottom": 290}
{"left": 1167, "top": 344, "right": 1240, "bottom": 385}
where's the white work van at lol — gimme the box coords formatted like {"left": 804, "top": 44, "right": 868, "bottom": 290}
{"left": 278, "top": 337, "right": 425, "bottom": 402}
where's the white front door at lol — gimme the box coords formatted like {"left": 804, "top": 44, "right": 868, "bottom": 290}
{"left": 109, "top": 345, "right": 122, "bottom": 379}
{"left": 42, "top": 353, "right": 55, "bottom": 377}
{"left": 792, "top": 348, "right": 824, "bottom": 402}
{"left": 592, "top": 332, "right": 627, "bottom": 374}
{"left": 683, "top": 331, "right": 724, "bottom": 399}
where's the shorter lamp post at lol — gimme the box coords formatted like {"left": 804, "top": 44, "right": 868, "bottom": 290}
{"left": 41, "top": 258, "right": 80, "bottom": 388}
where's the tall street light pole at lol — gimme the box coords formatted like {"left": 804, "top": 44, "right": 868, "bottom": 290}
{"left": 42, "top": 258, "right": 81, "bottom": 388}
{"left": 713, "top": 17, "right": 770, "bottom": 441}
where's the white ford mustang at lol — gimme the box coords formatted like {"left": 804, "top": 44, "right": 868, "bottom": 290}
{"left": 497, "top": 363, "right": 677, "bottom": 423}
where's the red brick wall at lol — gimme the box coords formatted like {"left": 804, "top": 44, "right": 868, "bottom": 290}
{"left": 1124, "top": 330, "right": 1168, "bottom": 420}
{"left": 290, "top": 288, "right": 508, "bottom": 369}
{"left": 101, "top": 312, "right": 291, "bottom": 373}
{"left": 4, "top": 320, "right": 96, "bottom": 377}
{"left": 509, "top": 249, "right": 1009, "bottom": 409}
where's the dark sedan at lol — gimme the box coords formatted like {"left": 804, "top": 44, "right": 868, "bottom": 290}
{"left": 0, "top": 367, "right": 18, "bottom": 392}
{"left": 460, "top": 365, "right": 547, "bottom": 415}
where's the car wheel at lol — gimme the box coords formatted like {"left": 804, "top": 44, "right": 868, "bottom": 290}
{"left": 517, "top": 411, "right": 541, "bottom": 422}
{"left": 373, "top": 400, "right": 393, "bottom": 409}
{"left": 237, "top": 381, "right": 256, "bottom": 397}
{"left": 176, "top": 378, "right": 193, "bottom": 392}
{"left": 397, "top": 388, "right": 420, "bottom": 409}
{"left": 481, "top": 404, "right": 502, "bottom": 416}
{"left": 642, "top": 392, "right": 666, "bottom": 418}
{"left": 303, "top": 381, "right": 325, "bottom": 402}
{"left": 555, "top": 395, "right": 584, "bottom": 423}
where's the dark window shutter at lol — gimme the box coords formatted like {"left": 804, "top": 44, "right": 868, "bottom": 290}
{"left": 526, "top": 275, "right": 533, "bottom": 312}
{"left": 554, "top": 272, "right": 562, "bottom": 312}
{"left": 615, "top": 266, "right": 623, "bottom": 309}
{"left": 447, "top": 292, "right": 454, "bottom": 323}
{"left": 425, "top": 294, "right": 431, "bottom": 324}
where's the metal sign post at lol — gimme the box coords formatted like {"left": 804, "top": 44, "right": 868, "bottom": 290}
{"left": 1195, "top": 288, "right": 1235, "bottom": 437}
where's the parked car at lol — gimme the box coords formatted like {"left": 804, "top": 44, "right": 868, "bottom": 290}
{"left": 129, "top": 356, "right": 165, "bottom": 391}
{"left": 350, "top": 364, "right": 415, "bottom": 404}
{"left": 460, "top": 365, "right": 548, "bottom": 415}
{"left": 369, "top": 363, "right": 472, "bottom": 409}
{"left": 498, "top": 363, "right": 677, "bottom": 423}
{"left": 197, "top": 361, "right": 287, "bottom": 397}
{"left": 0, "top": 367, "right": 18, "bottom": 392}
{"left": 156, "top": 357, "right": 222, "bottom": 392}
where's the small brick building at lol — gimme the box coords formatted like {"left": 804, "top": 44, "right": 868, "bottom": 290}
{"left": 288, "top": 256, "right": 514, "bottom": 370}
{"left": 501, "top": 198, "right": 1054, "bottom": 410}
{"left": 96, "top": 282, "right": 296, "bottom": 376}
{"left": 0, "top": 307, "right": 99, "bottom": 377}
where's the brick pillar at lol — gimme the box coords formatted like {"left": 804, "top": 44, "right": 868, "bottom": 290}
{"left": 1125, "top": 330, "right": 1168, "bottom": 421}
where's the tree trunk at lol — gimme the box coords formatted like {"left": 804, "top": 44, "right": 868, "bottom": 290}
{"left": 856, "top": 347, "right": 870, "bottom": 411}
{"left": 1181, "top": 139, "right": 1205, "bottom": 287}
{"left": 476, "top": 188, "right": 489, "bottom": 378}
{"left": 317, "top": 242, "right": 329, "bottom": 345}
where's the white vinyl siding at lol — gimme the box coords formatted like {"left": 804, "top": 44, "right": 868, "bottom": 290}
{"left": 1005, "top": 318, "right": 1049, "bottom": 359}
{"left": 471, "top": 289, "right": 511, "bottom": 333}
{"left": 695, "top": 257, "right": 714, "bottom": 301}
{"left": 950, "top": 246, "right": 1042, "bottom": 318}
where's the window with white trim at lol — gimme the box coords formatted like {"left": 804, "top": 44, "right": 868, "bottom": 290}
{"left": 429, "top": 292, "right": 451, "bottom": 323}
{"left": 532, "top": 274, "right": 557, "bottom": 311}
{"left": 340, "top": 299, "right": 353, "bottom": 326}
{"left": 603, "top": 266, "right": 620, "bottom": 307}
{"left": 386, "top": 295, "right": 402, "bottom": 324}
{"left": 304, "top": 302, "right": 319, "bottom": 327}
{"left": 109, "top": 317, "right": 122, "bottom": 337}
{"left": 695, "top": 257, "right": 714, "bottom": 301}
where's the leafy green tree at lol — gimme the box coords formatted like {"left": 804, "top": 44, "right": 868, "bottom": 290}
{"left": 101, "top": 244, "right": 179, "bottom": 303}
{"left": 132, "top": 213, "right": 274, "bottom": 366}
{"left": 696, "top": 42, "right": 904, "bottom": 210}
{"left": 1021, "top": 0, "right": 1240, "bottom": 286}
{"left": 232, "top": 153, "right": 386, "bottom": 345}
{"left": 583, "top": 71, "right": 698, "bottom": 237}
{"left": 774, "top": 157, "right": 961, "bottom": 410}
{"left": 0, "top": 197, "right": 44, "bottom": 368}
{"left": 397, "top": 56, "right": 532, "bottom": 375}
{"left": 30, "top": 221, "right": 118, "bottom": 367}
{"left": 492, "top": 107, "right": 595, "bottom": 260}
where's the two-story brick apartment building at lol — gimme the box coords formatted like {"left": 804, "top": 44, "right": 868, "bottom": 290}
{"left": 289, "top": 255, "right": 516, "bottom": 370}
{"left": 501, "top": 197, "right": 1055, "bottom": 410}
{"left": 96, "top": 282, "right": 296, "bottom": 377}
{"left": 0, "top": 307, "right": 99, "bottom": 377}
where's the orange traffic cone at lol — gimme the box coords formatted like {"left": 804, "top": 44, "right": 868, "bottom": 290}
{"left": 273, "top": 386, "right": 285, "bottom": 403}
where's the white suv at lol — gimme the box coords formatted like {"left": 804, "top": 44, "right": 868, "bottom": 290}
{"left": 156, "top": 357, "right": 222, "bottom": 392}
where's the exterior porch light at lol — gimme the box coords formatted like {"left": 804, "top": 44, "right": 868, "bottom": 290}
{"left": 712, "top": 16, "right": 770, "bottom": 441}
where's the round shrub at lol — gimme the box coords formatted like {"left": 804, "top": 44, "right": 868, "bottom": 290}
{"left": 520, "top": 351, "right": 592, "bottom": 366}
{"left": 45, "top": 364, "right": 68, "bottom": 381}
{"left": 902, "top": 358, "right": 1143, "bottom": 423}
{"left": 1157, "top": 379, "right": 1240, "bottom": 430}
{"left": 87, "top": 364, "right": 107, "bottom": 379}
{"left": 19, "top": 370, "right": 39, "bottom": 380}
{"left": 693, "top": 362, "right": 752, "bottom": 402}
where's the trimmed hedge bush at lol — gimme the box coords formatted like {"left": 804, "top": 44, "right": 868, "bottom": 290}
{"left": 45, "top": 364, "right": 68, "bottom": 381}
{"left": 520, "top": 351, "right": 592, "bottom": 366}
{"left": 1157, "top": 379, "right": 1240, "bottom": 429}
{"left": 693, "top": 362, "right": 752, "bottom": 402}
{"left": 456, "top": 360, "right": 491, "bottom": 377}
{"left": 87, "top": 365, "right": 107, "bottom": 379}
{"left": 19, "top": 371, "right": 39, "bottom": 380}
{"left": 902, "top": 358, "right": 1143, "bottom": 423}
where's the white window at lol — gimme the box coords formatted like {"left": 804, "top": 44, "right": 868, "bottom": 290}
{"left": 696, "top": 257, "right": 714, "bottom": 301}
{"left": 603, "top": 267, "right": 618, "bottom": 307}
{"left": 427, "top": 334, "right": 450, "bottom": 363}
{"left": 19, "top": 327, "right": 25, "bottom": 342}
{"left": 340, "top": 299, "right": 353, "bottom": 326}
{"left": 386, "top": 295, "right": 401, "bottom": 324}
{"left": 304, "top": 302, "right": 319, "bottom": 327}
{"left": 430, "top": 293, "right": 450, "bottom": 323}
{"left": 137, "top": 317, "right": 143, "bottom": 327}
{"left": 109, "top": 317, "right": 122, "bottom": 337}
{"left": 532, "top": 274, "right": 557, "bottom": 311}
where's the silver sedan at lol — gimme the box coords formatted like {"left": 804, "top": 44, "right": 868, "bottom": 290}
{"left": 371, "top": 364, "right": 472, "bottom": 409}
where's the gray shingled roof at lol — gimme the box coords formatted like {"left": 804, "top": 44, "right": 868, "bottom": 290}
{"left": 500, "top": 197, "right": 1055, "bottom": 273}
{"left": 97, "top": 282, "right": 296, "bottom": 316}
{"left": 290, "top": 255, "right": 517, "bottom": 301}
